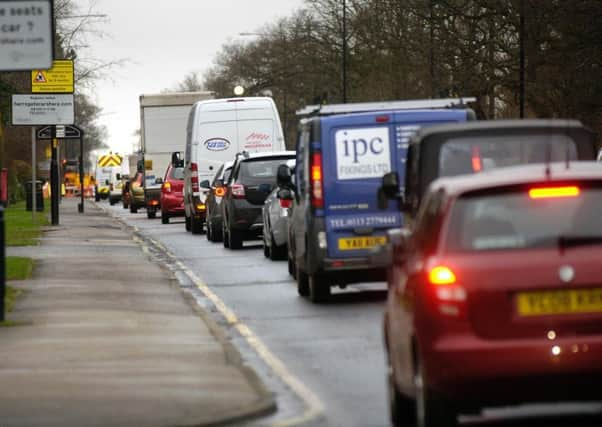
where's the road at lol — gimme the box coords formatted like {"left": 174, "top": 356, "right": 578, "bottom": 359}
{"left": 104, "top": 203, "right": 602, "bottom": 427}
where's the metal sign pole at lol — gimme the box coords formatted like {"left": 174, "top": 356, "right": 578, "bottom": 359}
{"left": 31, "top": 127, "right": 36, "bottom": 222}
{"left": 78, "top": 130, "right": 85, "bottom": 213}
{"left": 50, "top": 126, "right": 59, "bottom": 225}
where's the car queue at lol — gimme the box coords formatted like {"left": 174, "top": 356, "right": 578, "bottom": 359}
{"left": 104, "top": 95, "right": 601, "bottom": 427}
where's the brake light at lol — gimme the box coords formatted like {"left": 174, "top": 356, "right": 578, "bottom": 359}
{"left": 279, "top": 198, "right": 292, "bottom": 208}
{"left": 162, "top": 181, "right": 172, "bottom": 193}
{"left": 214, "top": 186, "right": 226, "bottom": 197}
{"left": 471, "top": 146, "right": 482, "bottom": 172}
{"left": 311, "top": 152, "right": 324, "bottom": 208}
{"left": 427, "top": 265, "right": 466, "bottom": 318}
{"left": 375, "top": 115, "right": 390, "bottom": 123}
{"left": 150, "top": 199, "right": 159, "bottom": 206}
{"left": 529, "top": 186, "right": 580, "bottom": 199}
{"left": 230, "top": 183, "right": 245, "bottom": 199}
{"left": 429, "top": 266, "right": 456, "bottom": 285}
{"left": 191, "top": 163, "right": 199, "bottom": 192}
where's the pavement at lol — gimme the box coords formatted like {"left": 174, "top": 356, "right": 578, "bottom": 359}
{"left": 1, "top": 197, "right": 275, "bottom": 427}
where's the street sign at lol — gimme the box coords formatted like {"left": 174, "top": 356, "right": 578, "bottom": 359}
{"left": 11, "top": 94, "right": 74, "bottom": 126}
{"left": 37, "top": 124, "right": 82, "bottom": 139}
{"left": 31, "top": 59, "right": 74, "bottom": 93}
{"left": 0, "top": 0, "right": 55, "bottom": 71}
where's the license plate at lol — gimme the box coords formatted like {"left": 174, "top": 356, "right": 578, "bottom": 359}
{"left": 517, "top": 288, "right": 602, "bottom": 316}
{"left": 338, "top": 236, "right": 387, "bottom": 251}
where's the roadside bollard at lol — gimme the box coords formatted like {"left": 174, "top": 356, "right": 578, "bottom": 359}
{"left": 0, "top": 206, "right": 5, "bottom": 321}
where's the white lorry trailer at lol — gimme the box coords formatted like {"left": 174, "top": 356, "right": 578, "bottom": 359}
{"left": 139, "top": 91, "right": 214, "bottom": 218}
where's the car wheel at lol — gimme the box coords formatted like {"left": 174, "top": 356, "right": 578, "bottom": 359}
{"left": 109, "top": 198, "right": 116, "bottom": 206}
{"left": 206, "top": 221, "right": 212, "bottom": 241}
{"left": 415, "top": 351, "right": 458, "bottom": 427}
{"left": 263, "top": 233, "right": 270, "bottom": 258}
{"left": 147, "top": 209, "right": 156, "bottom": 219}
{"left": 223, "top": 224, "right": 230, "bottom": 248}
{"left": 209, "top": 221, "right": 222, "bottom": 242}
{"left": 191, "top": 216, "right": 203, "bottom": 234}
{"left": 130, "top": 204, "right": 138, "bottom": 214}
{"left": 269, "top": 235, "right": 286, "bottom": 261}
{"left": 185, "top": 214, "right": 191, "bottom": 231}
{"left": 161, "top": 210, "right": 169, "bottom": 224}
{"left": 296, "top": 263, "right": 309, "bottom": 297}
{"left": 388, "top": 362, "right": 415, "bottom": 426}
{"left": 229, "top": 227, "right": 243, "bottom": 249}
{"left": 123, "top": 201, "right": 129, "bottom": 209}
{"left": 288, "top": 255, "right": 296, "bottom": 278}
{"left": 309, "top": 273, "right": 331, "bottom": 303}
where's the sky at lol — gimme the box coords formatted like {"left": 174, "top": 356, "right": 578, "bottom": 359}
{"left": 75, "top": 0, "right": 305, "bottom": 155}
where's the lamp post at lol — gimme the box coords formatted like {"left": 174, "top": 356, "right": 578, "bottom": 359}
{"left": 519, "top": 0, "right": 525, "bottom": 118}
{"left": 342, "top": 0, "right": 348, "bottom": 103}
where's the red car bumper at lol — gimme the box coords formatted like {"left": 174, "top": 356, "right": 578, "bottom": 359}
{"left": 423, "top": 333, "right": 602, "bottom": 406}
{"left": 161, "top": 193, "right": 185, "bottom": 216}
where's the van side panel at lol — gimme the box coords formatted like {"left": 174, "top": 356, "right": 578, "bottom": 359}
{"left": 194, "top": 108, "right": 238, "bottom": 181}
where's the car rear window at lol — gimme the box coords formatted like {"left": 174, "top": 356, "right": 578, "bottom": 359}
{"left": 169, "top": 167, "right": 184, "bottom": 180}
{"left": 239, "top": 157, "right": 294, "bottom": 183}
{"left": 446, "top": 185, "right": 602, "bottom": 252}
{"left": 439, "top": 135, "right": 577, "bottom": 177}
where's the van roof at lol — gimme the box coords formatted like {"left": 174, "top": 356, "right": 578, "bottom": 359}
{"left": 317, "top": 108, "right": 469, "bottom": 127}
{"left": 139, "top": 92, "right": 214, "bottom": 107}
{"left": 193, "top": 97, "right": 276, "bottom": 110}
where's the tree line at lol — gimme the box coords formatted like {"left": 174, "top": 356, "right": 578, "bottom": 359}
{"left": 201, "top": 0, "right": 602, "bottom": 147}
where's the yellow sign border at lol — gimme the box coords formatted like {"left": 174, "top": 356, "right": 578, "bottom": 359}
{"left": 31, "top": 60, "right": 74, "bottom": 94}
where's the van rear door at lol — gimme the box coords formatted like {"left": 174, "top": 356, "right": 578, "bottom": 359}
{"left": 321, "top": 110, "right": 469, "bottom": 259}
{"left": 235, "top": 99, "right": 285, "bottom": 153}
{"left": 195, "top": 105, "right": 238, "bottom": 181}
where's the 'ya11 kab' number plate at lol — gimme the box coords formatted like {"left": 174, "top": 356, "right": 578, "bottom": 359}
{"left": 338, "top": 236, "right": 387, "bottom": 251}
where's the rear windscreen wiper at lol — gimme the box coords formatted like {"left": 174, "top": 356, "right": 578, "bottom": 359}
{"left": 558, "top": 235, "right": 602, "bottom": 250}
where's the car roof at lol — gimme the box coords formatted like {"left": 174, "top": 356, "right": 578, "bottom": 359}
{"left": 239, "top": 151, "right": 296, "bottom": 161}
{"left": 430, "top": 162, "right": 602, "bottom": 198}
{"left": 413, "top": 119, "right": 590, "bottom": 143}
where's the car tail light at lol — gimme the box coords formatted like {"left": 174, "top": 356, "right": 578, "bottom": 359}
{"left": 428, "top": 265, "right": 467, "bottom": 318}
{"left": 214, "top": 186, "right": 226, "bottom": 197}
{"left": 162, "top": 181, "right": 172, "bottom": 194}
{"left": 191, "top": 162, "right": 199, "bottom": 192}
{"left": 150, "top": 199, "right": 159, "bottom": 206}
{"left": 529, "top": 186, "right": 580, "bottom": 199}
{"left": 230, "top": 183, "right": 245, "bottom": 199}
{"left": 375, "top": 115, "right": 390, "bottom": 123}
{"left": 310, "top": 152, "right": 324, "bottom": 209}
{"left": 195, "top": 202, "right": 206, "bottom": 211}
{"left": 471, "top": 146, "right": 482, "bottom": 172}
{"left": 279, "top": 198, "right": 292, "bottom": 208}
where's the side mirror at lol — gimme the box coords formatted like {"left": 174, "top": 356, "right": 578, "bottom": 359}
{"left": 155, "top": 177, "right": 164, "bottom": 185}
{"left": 116, "top": 173, "right": 121, "bottom": 181}
{"left": 277, "top": 164, "right": 292, "bottom": 187}
{"left": 390, "top": 228, "right": 412, "bottom": 264}
{"left": 214, "top": 179, "right": 224, "bottom": 188}
{"left": 199, "top": 180, "right": 210, "bottom": 189}
{"left": 105, "top": 179, "right": 110, "bottom": 185}
{"left": 277, "top": 188, "right": 294, "bottom": 200}
{"left": 171, "top": 151, "right": 184, "bottom": 167}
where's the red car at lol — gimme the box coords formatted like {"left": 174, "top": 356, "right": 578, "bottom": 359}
{"left": 160, "top": 163, "right": 185, "bottom": 224}
{"left": 384, "top": 162, "right": 602, "bottom": 427}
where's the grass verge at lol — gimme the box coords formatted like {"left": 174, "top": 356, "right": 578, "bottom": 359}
{"left": 5, "top": 200, "right": 49, "bottom": 246}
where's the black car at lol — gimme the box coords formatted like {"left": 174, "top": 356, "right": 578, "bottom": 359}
{"left": 205, "top": 160, "right": 233, "bottom": 242}
{"left": 222, "top": 151, "right": 296, "bottom": 249}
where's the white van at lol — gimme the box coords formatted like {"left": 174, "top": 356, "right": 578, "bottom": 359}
{"left": 183, "top": 97, "right": 285, "bottom": 234}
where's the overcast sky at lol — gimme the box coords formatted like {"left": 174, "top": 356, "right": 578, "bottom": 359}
{"left": 76, "top": 0, "right": 305, "bottom": 155}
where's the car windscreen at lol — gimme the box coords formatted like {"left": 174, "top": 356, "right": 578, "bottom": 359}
{"left": 169, "top": 167, "right": 184, "bottom": 180}
{"left": 239, "top": 157, "right": 294, "bottom": 184}
{"left": 446, "top": 185, "right": 602, "bottom": 252}
{"left": 439, "top": 135, "right": 577, "bottom": 178}
{"left": 223, "top": 167, "right": 232, "bottom": 183}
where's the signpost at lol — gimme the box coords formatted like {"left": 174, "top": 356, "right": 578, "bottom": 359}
{"left": 31, "top": 59, "right": 74, "bottom": 93}
{"left": 11, "top": 94, "right": 75, "bottom": 126}
{"left": 0, "top": 0, "right": 54, "bottom": 71}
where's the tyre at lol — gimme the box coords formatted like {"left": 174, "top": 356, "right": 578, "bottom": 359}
{"left": 147, "top": 209, "right": 156, "bottom": 219}
{"left": 263, "top": 233, "right": 270, "bottom": 258}
{"left": 191, "top": 216, "right": 203, "bottom": 234}
{"left": 388, "top": 364, "right": 416, "bottom": 426}
{"left": 228, "top": 227, "right": 243, "bottom": 249}
{"left": 288, "top": 255, "right": 296, "bottom": 278}
{"left": 206, "top": 221, "right": 212, "bottom": 241}
{"left": 161, "top": 210, "right": 169, "bottom": 224}
{"left": 296, "top": 263, "right": 309, "bottom": 297}
{"left": 123, "top": 201, "right": 129, "bottom": 209}
{"left": 309, "top": 273, "right": 331, "bottom": 303}
{"left": 130, "top": 204, "right": 138, "bottom": 214}
{"left": 269, "top": 235, "right": 286, "bottom": 261}
{"left": 109, "top": 198, "right": 116, "bottom": 206}
{"left": 415, "top": 352, "right": 458, "bottom": 427}
{"left": 95, "top": 190, "right": 100, "bottom": 202}
{"left": 185, "top": 215, "right": 191, "bottom": 231}
{"left": 209, "top": 221, "right": 223, "bottom": 242}
{"left": 223, "top": 224, "right": 230, "bottom": 248}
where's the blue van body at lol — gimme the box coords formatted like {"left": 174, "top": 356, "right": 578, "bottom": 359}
{"left": 289, "top": 108, "right": 473, "bottom": 300}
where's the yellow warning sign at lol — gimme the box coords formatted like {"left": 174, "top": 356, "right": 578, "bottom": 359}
{"left": 31, "top": 60, "right": 74, "bottom": 93}
{"left": 98, "top": 154, "right": 123, "bottom": 167}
